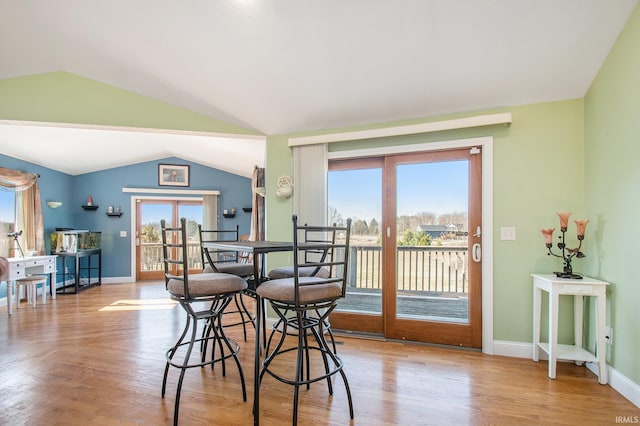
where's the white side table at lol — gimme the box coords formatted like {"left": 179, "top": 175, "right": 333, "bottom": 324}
{"left": 532, "top": 274, "right": 608, "bottom": 384}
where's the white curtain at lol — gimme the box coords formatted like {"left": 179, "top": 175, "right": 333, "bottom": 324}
{"left": 202, "top": 194, "right": 218, "bottom": 230}
{"left": 292, "top": 144, "right": 328, "bottom": 226}
{"left": 0, "top": 167, "right": 44, "bottom": 255}
{"left": 250, "top": 167, "right": 265, "bottom": 241}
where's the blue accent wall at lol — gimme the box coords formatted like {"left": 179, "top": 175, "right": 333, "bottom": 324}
{"left": 1, "top": 153, "right": 251, "bottom": 284}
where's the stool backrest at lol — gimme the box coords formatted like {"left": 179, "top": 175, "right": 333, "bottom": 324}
{"left": 197, "top": 224, "right": 241, "bottom": 272}
{"left": 161, "top": 218, "right": 190, "bottom": 298}
{"left": 292, "top": 214, "right": 352, "bottom": 306}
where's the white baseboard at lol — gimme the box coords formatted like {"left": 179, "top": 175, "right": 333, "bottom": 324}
{"left": 493, "top": 340, "right": 640, "bottom": 408}
{"left": 493, "top": 340, "right": 534, "bottom": 359}
{"left": 586, "top": 362, "right": 640, "bottom": 408}
{"left": 101, "top": 276, "right": 135, "bottom": 284}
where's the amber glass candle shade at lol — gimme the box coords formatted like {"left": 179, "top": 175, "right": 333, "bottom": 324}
{"left": 541, "top": 228, "right": 555, "bottom": 246}
{"left": 557, "top": 212, "right": 572, "bottom": 230}
{"left": 575, "top": 219, "right": 589, "bottom": 239}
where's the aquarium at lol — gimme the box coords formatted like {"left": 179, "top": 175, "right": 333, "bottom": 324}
{"left": 51, "top": 230, "right": 101, "bottom": 253}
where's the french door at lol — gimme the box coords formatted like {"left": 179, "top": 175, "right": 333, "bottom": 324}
{"left": 136, "top": 199, "right": 203, "bottom": 280}
{"left": 328, "top": 147, "right": 483, "bottom": 348}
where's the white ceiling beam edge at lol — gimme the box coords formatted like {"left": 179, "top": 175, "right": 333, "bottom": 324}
{"left": 288, "top": 113, "right": 512, "bottom": 147}
{"left": 0, "top": 119, "right": 265, "bottom": 141}
{"left": 122, "top": 188, "right": 220, "bottom": 195}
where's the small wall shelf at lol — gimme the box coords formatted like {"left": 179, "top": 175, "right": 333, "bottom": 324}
{"left": 243, "top": 207, "right": 252, "bottom": 213}
{"left": 106, "top": 212, "right": 123, "bottom": 217}
{"left": 82, "top": 205, "right": 99, "bottom": 211}
{"left": 223, "top": 208, "right": 237, "bottom": 218}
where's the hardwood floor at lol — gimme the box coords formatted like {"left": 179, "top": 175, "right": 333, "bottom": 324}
{"left": 1, "top": 281, "right": 637, "bottom": 425}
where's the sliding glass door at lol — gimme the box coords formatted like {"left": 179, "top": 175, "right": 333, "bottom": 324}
{"left": 328, "top": 147, "right": 483, "bottom": 347}
{"left": 135, "top": 199, "right": 202, "bottom": 280}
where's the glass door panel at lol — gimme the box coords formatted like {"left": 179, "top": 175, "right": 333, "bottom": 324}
{"left": 328, "top": 158, "right": 384, "bottom": 334}
{"left": 178, "top": 203, "right": 204, "bottom": 272}
{"left": 384, "top": 148, "right": 482, "bottom": 348}
{"left": 395, "top": 160, "right": 469, "bottom": 324}
{"left": 137, "top": 202, "right": 172, "bottom": 280}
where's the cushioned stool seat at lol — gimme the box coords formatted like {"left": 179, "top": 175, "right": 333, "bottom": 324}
{"left": 204, "top": 262, "right": 254, "bottom": 277}
{"left": 257, "top": 276, "right": 342, "bottom": 304}
{"left": 16, "top": 275, "right": 47, "bottom": 308}
{"left": 268, "top": 266, "right": 330, "bottom": 280}
{"left": 167, "top": 272, "right": 246, "bottom": 297}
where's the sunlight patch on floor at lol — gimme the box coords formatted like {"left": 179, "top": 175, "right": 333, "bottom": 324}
{"left": 99, "top": 298, "right": 178, "bottom": 311}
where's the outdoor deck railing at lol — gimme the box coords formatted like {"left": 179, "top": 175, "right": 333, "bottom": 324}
{"left": 140, "top": 242, "right": 203, "bottom": 272}
{"left": 140, "top": 242, "right": 468, "bottom": 294}
{"left": 347, "top": 245, "right": 468, "bottom": 294}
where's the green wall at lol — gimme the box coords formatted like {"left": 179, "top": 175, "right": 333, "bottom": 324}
{"left": 265, "top": 98, "right": 585, "bottom": 346}
{"left": 585, "top": 4, "right": 640, "bottom": 385}
{"left": 0, "top": 71, "right": 259, "bottom": 135}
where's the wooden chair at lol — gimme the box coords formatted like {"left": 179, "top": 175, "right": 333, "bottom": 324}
{"left": 256, "top": 215, "right": 353, "bottom": 425}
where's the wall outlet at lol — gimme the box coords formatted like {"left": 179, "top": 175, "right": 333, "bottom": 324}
{"left": 605, "top": 326, "right": 613, "bottom": 346}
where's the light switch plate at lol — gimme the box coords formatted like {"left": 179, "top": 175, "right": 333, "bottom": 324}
{"left": 120, "top": 231, "right": 127, "bottom": 237}
{"left": 500, "top": 227, "right": 516, "bottom": 240}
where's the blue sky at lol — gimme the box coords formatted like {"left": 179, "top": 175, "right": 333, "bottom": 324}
{"left": 328, "top": 160, "right": 468, "bottom": 221}
{"left": 0, "top": 191, "right": 14, "bottom": 223}
{"left": 141, "top": 203, "right": 202, "bottom": 224}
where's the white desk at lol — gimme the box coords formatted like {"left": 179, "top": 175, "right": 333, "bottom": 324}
{"left": 532, "top": 274, "right": 608, "bottom": 384}
{"left": 1, "top": 255, "right": 57, "bottom": 315}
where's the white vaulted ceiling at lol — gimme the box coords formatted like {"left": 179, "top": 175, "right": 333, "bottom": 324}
{"left": 0, "top": 0, "right": 637, "bottom": 176}
{"left": 0, "top": 120, "right": 265, "bottom": 177}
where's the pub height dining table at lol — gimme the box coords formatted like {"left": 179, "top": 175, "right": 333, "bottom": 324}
{"left": 202, "top": 239, "right": 293, "bottom": 426}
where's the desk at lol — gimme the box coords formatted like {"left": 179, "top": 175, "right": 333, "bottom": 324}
{"left": 1, "top": 255, "right": 57, "bottom": 315}
{"left": 202, "top": 240, "right": 293, "bottom": 426}
{"left": 532, "top": 274, "right": 609, "bottom": 384}
{"left": 54, "top": 249, "right": 102, "bottom": 294}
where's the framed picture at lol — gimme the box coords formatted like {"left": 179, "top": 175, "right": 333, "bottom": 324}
{"left": 158, "top": 164, "right": 190, "bottom": 187}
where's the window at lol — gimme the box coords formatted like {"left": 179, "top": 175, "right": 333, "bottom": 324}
{"left": 0, "top": 190, "right": 16, "bottom": 257}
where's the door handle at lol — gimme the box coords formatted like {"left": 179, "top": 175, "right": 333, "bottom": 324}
{"left": 472, "top": 243, "right": 482, "bottom": 262}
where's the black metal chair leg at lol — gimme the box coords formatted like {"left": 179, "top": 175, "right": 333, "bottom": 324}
{"left": 292, "top": 310, "right": 305, "bottom": 426}
{"left": 162, "top": 314, "right": 191, "bottom": 397}
{"left": 217, "top": 318, "right": 247, "bottom": 401}
{"left": 233, "top": 294, "right": 249, "bottom": 341}
{"left": 173, "top": 311, "right": 199, "bottom": 426}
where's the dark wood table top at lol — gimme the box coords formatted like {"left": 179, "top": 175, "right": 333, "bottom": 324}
{"left": 202, "top": 240, "right": 293, "bottom": 254}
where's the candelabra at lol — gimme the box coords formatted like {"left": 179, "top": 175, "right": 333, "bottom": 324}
{"left": 541, "top": 212, "right": 589, "bottom": 279}
{"left": 7, "top": 230, "right": 25, "bottom": 258}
